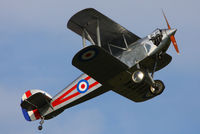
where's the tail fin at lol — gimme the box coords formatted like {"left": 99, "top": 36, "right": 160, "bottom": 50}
{"left": 20, "top": 90, "right": 52, "bottom": 121}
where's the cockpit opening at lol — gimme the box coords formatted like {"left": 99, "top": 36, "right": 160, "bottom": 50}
{"left": 149, "top": 29, "right": 163, "bottom": 46}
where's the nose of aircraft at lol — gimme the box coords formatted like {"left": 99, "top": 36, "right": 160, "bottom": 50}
{"left": 165, "top": 28, "right": 177, "bottom": 37}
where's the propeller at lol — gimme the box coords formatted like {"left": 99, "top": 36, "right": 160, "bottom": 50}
{"left": 162, "top": 10, "right": 180, "bottom": 54}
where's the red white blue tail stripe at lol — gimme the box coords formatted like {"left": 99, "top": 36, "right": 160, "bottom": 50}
{"left": 21, "top": 90, "right": 41, "bottom": 121}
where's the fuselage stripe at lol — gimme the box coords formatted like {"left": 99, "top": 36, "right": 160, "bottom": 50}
{"left": 89, "top": 81, "right": 99, "bottom": 89}
{"left": 85, "top": 76, "right": 91, "bottom": 80}
{"left": 55, "top": 76, "right": 91, "bottom": 102}
{"left": 51, "top": 76, "right": 99, "bottom": 107}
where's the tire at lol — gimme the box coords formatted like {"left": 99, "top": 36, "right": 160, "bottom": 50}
{"left": 150, "top": 80, "right": 165, "bottom": 95}
{"left": 38, "top": 125, "right": 43, "bottom": 130}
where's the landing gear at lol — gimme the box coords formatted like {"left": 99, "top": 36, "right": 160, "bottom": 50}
{"left": 147, "top": 54, "right": 165, "bottom": 95}
{"left": 150, "top": 80, "right": 165, "bottom": 95}
{"left": 38, "top": 117, "right": 44, "bottom": 131}
{"left": 38, "top": 125, "right": 43, "bottom": 131}
{"left": 146, "top": 71, "right": 165, "bottom": 96}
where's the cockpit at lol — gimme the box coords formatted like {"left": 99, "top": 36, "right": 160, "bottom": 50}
{"left": 148, "top": 29, "right": 163, "bottom": 46}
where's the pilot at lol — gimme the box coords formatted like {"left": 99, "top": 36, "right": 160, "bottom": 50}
{"left": 150, "top": 30, "right": 163, "bottom": 46}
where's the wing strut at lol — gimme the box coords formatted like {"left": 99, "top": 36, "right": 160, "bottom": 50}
{"left": 82, "top": 31, "right": 86, "bottom": 48}
{"left": 108, "top": 43, "right": 127, "bottom": 51}
{"left": 83, "top": 28, "right": 95, "bottom": 46}
{"left": 122, "top": 34, "right": 129, "bottom": 49}
{"left": 107, "top": 34, "right": 130, "bottom": 54}
{"left": 81, "top": 19, "right": 101, "bottom": 48}
{"left": 96, "top": 19, "right": 101, "bottom": 47}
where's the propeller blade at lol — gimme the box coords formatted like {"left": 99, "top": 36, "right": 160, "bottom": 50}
{"left": 162, "top": 10, "right": 180, "bottom": 54}
{"left": 170, "top": 35, "right": 179, "bottom": 54}
{"left": 162, "top": 10, "right": 171, "bottom": 29}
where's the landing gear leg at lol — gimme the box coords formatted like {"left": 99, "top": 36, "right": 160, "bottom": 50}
{"left": 38, "top": 117, "right": 44, "bottom": 131}
{"left": 145, "top": 54, "right": 165, "bottom": 95}
{"left": 147, "top": 54, "right": 159, "bottom": 85}
{"left": 151, "top": 54, "right": 159, "bottom": 78}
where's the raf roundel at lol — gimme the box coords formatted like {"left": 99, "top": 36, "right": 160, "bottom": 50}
{"left": 81, "top": 50, "right": 96, "bottom": 60}
{"left": 79, "top": 47, "right": 98, "bottom": 61}
{"left": 77, "top": 79, "right": 89, "bottom": 93}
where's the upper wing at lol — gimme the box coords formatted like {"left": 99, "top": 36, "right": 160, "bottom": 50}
{"left": 67, "top": 8, "right": 140, "bottom": 55}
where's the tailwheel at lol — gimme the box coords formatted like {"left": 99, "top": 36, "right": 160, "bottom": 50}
{"left": 150, "top": 80, "right": 165, "bottom": 95}
{"left": 38, "top": 117, "right": 44, "bottom": 131}
{"left": 38, "top": 125, "right": 43, "bottom": 131}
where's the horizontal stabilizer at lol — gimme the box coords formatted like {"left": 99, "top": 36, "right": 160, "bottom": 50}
{"left": 21, "top": 100, "right": 37, "bottom": 111}
{"left": 21, "top": 92, "right": 52, "bottom": 111}
{"left": 21, "top": 90, "right": 52, "bottom": 121}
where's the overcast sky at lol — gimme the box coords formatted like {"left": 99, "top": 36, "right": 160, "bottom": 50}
{"left": 0, "top": 0, "right": 199, "bottom": 134}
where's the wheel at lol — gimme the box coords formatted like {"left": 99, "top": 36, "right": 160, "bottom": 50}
{"left": 150, "top": 80, "right": 165, "bottom": 95}
{"left": 132, "top": 70, "right": 145, "bottom": 83}
{"left": 38, "top": 125, "right": 43, "bottom": 130}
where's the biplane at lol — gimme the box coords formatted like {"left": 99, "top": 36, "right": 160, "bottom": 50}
{"left": 20, "top": 8, "right": 179, "bottom": 130}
